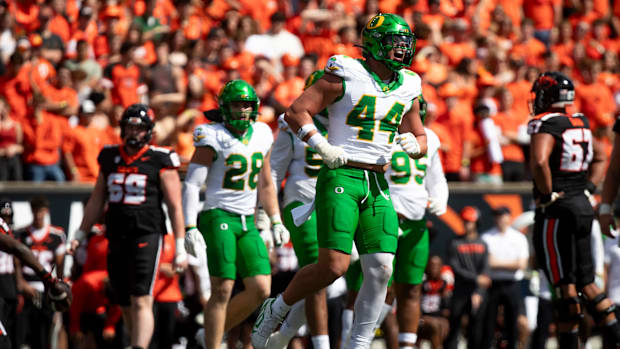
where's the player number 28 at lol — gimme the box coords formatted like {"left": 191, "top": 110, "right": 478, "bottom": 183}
{"left": 223, "top": 152, "right": 264, "bottom": 190}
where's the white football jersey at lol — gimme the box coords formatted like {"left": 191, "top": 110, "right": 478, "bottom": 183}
{"left": 387, "top": 128, "right": 448, "bottom": 221}
{"left": 270, "top": 114, "right": 327, "bottom": 206}
{"left": 193, "top": 122, "right": 273, "bottom": 215}
{"left": 324, "top": 55, "right": 422, "bottom": 165}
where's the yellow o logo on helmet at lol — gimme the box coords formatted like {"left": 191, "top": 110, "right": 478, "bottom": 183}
{"left": 366, "top": 15, "right": 385, "bottom": 30}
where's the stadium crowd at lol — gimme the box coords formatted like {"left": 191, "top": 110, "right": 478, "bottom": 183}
{"left": 0, "top": 0, "right": 618, "bottom": 183}
{"left": 1, "top": 0, "right": 620, "bottom": 349}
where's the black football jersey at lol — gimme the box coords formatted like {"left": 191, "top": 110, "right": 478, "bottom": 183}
{"left": 98, "top": 145, "right": 180, "bottom": 235}
{"left": 15, "top": 225, "right": 65, "bottom": 285}
{"left": 527, "top": 112, "right": 593, "bottom": 197}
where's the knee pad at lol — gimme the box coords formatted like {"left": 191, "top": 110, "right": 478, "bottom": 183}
{"left": 361, "top": 253, "right": 394, "bottom": 284}
{"left": 583, "top": 292, "right": 616, "bottom": 324}
{"left": 553, "top": 297, "right": 583, "bottom": 323}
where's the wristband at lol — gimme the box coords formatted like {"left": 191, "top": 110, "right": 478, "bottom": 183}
{"left": 176, "top": 238, "right": 187, "bottom": 254}
{"left": 600, "top": 203, "right": 612, "bottom": 215}
{"left": 185, "top": 226, "right": 196, "bottom": 232}
{"left": 270, "top": 215, "right": 282, "bottom": 225}
{"left": 297, "top": 123, "right": 318, "bottom": 140}
{"left": 307, "top": 133, "right": 328, "bottom": 148}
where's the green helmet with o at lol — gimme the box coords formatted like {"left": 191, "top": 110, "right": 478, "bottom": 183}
{"left": 218, "top": 79, "right": 260, "bottom": 132}
{"left": 361, "top": 13, "right": 416, "bottom": 71}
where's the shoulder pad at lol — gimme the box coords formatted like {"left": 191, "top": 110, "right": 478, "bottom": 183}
{"left": 193, "top": 123, "right": 219, "bottom": 148}
{"left": 49, "top": 225, "right": 65, "bottom": 236}
{"left": 539, "top": 112, "right": 563, "bottom": 122}
{"left": 149, "top": 146, "right": 172, "bottom": 153}
{"left": 254, "top": 121, "right": 273, "bottom": 136}
{"left": 324, "top": 55, "right": 359, "bottom": 80}
{"left": 400, "top": 70, "right": 422, "bottom": 98}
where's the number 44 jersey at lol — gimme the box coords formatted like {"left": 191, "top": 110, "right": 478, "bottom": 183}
{"left": 98, "top": 145, "right": 181, "bottom": 235}
{"left": 193, "top": 122, "right": 273, "bottom": 216}
{"left": 527, "top": 112, "right": 593, "bottom": 197}
{"left": 324, "top": 55, "right": 422, "bottom": 165}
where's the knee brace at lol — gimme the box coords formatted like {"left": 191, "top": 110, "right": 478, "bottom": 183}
{"left": 583, "top": 292, "right": 616, "bottom": 324}
{"left": 553, "top": 296, "right": 583, "bottom": 323}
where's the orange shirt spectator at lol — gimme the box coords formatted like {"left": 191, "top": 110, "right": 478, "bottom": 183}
{"left": 437, "top": 85, "right": 475, "bottom": 177}
{"left": 108, "top": 62, "right": 145, "bottom": 108}
{"left": 64, "top": 124, "right": 106, "bottom": 183}
{"left": 575, "top": 80, "right": 615, "bottom": 131}
{"left": 523, "top": 0, "right": 562, "bottom": 31}
{"left": 11, "top": 0, "right": 40, "bottom": 32}
{"left": 470, "top": 128, "right": 502, "bottom": 178}
{"left": 27, "top": 58, "right": 57, "bottom": 96}
{"left": 82, "top": 227, "right": 109, "bottom": 273}
{"left": 69, "top": 270, "right": 122, "bottom": 338}
{"left": 497, "top": 0, "right": 524, "bottom": 28}
{"left": 494, "top": 110, "right": 527, "bottom": 163}
{"left": 21, "top": 110, "right": 65, "bottom": 167}
{"left": 49, "top": 14, "right": 71, "bottom": 43}
{"left": 153, "top": 234, "right": 183, "bottom": 303}
{"left": 511, "top": 38, "right": 547, "bottom": 67}
{"left": 439, "top": 41, "right": 476, "bottom": 66}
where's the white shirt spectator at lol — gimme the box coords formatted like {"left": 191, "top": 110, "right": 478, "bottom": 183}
{"left": 604, "top": 235, "right": 620, "bottom": 304}
{"left": 482, "top": 226, "right": 529, "bottom": 281}
{"left": 245, "top": 30, "right": 304, "bottom": 63}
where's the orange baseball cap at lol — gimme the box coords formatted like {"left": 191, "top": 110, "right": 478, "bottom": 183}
{"left": 460, "top": 206, "right": 479, "bottom": 222}
{"left": 281, "top": 53, "right": 299, "bottom": 67}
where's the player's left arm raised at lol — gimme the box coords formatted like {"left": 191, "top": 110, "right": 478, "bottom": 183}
{"left": 160, "top": 167, "right": 188, "bottom": 272}
{"left": 398, "top": 97, "right": 427, "bottom": 159}
{"left": 258, "top": 149, "right": 290, "bottom": 246}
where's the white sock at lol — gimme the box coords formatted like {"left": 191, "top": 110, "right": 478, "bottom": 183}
{"left": 273, "top": 294, "right": 292, "bottom": 318}
{"left": 374, "top": 303, "right": 393, "bottom": 329}
{"left": 347, "top": 253, "right": 394, "bottom": 349}
{"left": 311, "top": 334, "right": 330, "bottom": 349}
{"left": 341, "top": 308, "right": 354, "bottom": 347}
{"left": 280, "top": 300, "right": 306, "bottom": 339}
{"left": 398, "top": 332, "right": 417, "bottom": 346}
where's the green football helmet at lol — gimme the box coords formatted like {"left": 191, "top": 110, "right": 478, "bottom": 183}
{"left": 361, "top": 13, "right": 416, "bottom": 71}
{"left": 218, "top": 80, "right": 260, "bottom": 132}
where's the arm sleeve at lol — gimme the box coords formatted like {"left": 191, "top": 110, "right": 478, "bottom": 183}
{"left": 425, "top": 149, "right": 448, "bottom": 209}
{"left": 480, "top": 118, "right": 504, "bottom": 164}
{"left": 182, "top": 162, "right": 208, "bottom": 227}
{"left": 270, "top": 129, "right": 294, "bottom": 194}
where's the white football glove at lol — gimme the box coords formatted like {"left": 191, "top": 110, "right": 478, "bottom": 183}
{"left": 315, "top": 141, "right": 348, "bottom": 169}
{"left": 185, "top": 227, "right": 206, "bottom": 259}
{"left": 260, "top": 228, "right": 274, "bottom": 252}
{"left": 428, "top": 197, "right": 447, "bottom": 216}
{"left": 397, "top": 133, "right": 422, "bottom": 158}
{"left": 272, "top": 223, "right": 290, "bottom": 246}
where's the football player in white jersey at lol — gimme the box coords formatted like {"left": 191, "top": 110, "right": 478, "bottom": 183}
{"left": 182, "top": 80, "right": 290, "bottom": 349}
{"left": 387, "top": 98, "right": 448, "bottom": 349}
{"left": 252, "top": 13, "right": 427, "bottom": 349}
{"left": 342, "top": 98, "right": 449, "bottom": 349}
{"left": 266, "top": 70, "right": 331, "bottom": 349}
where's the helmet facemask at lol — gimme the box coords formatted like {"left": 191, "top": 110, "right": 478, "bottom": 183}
{"left": 362, "top": 14, "right": 416, "bottom": 71}
{"left": 380, "top": 33, "right": 416, "bottom": 70}
{"left": 224, "top": 100, "right": 258, "bottom": 133}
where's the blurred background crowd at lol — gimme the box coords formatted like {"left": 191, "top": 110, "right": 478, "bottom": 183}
{"left": 0, "top": 0, "right": 619, "bottom": 183}
{"left": 2, "top": 0, "right": 620, "bottom": 348}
